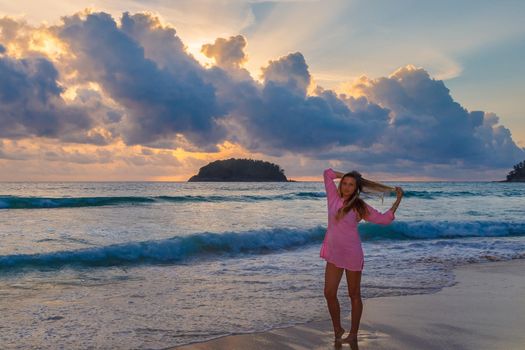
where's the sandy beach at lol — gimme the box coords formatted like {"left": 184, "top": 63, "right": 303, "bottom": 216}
{"left": 174, "top": 259, "right": 525, "bottom": 350}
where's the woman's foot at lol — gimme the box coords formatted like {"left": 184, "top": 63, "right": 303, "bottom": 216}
{"left": 343, "top": 332, "right": 358, "bottom": 342}
{"left": 334, "top": 327, "right": 345, "bottom": 340}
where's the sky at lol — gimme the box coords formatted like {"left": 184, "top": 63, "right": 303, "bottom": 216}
{"left": 0, "top": 0, "right": 524, "bottom": 181}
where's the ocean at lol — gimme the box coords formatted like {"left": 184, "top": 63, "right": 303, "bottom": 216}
{"left": 1, "top": 181, "right": 524, "bottom": 348}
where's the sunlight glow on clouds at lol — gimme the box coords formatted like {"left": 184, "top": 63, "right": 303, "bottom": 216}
{"left": 0, "top": 5, "right": 524, "bottom": 181}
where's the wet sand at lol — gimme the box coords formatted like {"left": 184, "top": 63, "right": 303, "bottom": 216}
{"left": 174, "top": 259, "right": 525, "bottom": 350}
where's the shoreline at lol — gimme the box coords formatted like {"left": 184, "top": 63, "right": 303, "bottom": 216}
{"left": 173, "top": 258, "right": 525, "bottom": 350}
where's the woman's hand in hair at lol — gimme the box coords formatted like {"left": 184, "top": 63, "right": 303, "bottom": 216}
{"left": 333, "top": 170, "right": 345, "bottom": 179}
{"left": 390, "top": 187, "right": 403, "bottom": 214}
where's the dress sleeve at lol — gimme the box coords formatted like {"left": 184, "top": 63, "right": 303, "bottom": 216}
{"left": 323, "top": 168, "right": 339, "bottom": 203}
{"left": 364, "top": 202, "right": 395, "bottom": 225}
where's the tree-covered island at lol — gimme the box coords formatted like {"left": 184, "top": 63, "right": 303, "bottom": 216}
{"left": 504, "top": 160, "right": 525, "bottom": 182}
{"left": 188, "top": 158, "right": 291, "bottom": 182}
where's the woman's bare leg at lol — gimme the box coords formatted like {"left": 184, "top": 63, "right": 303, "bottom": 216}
{"left": 324, "top": 262, "right": 345, "bottom": 339}
{"left": 344, "top": 270, "right": 362, "bottom": 339}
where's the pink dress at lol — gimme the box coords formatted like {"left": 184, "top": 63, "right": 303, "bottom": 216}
{"left": 319, "top": 168, "right": 395, "bottom": 271}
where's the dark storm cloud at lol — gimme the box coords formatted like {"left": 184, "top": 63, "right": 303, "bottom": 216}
{"left": 217, "top": 52, "right": 391, "bottom": 155}
{"left": 261, "top": 52, "right": 311, "bottom": 96}
{"left": 57, "top": 12, "right": 228, "bottom": 151}
{"left": 0, "top": 54, "right": 94, "bottom": 140}
{"left": 120, "top": 12, "right": 202, "bottom": 73}
{"left": 350, "top": 66, "right": 524, "bottom": 167}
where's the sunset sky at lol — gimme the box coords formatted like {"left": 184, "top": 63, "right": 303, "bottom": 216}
{"left": 1, "top": 0, "right": 524, "bottom": 181}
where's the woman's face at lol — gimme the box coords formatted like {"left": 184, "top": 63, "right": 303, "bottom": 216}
{"left": 340, "top": 176, "right": 357, "bottom": 198}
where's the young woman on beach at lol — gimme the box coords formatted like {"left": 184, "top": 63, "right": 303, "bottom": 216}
{"left": 320, "top": 168, "right": 404, "bottom": 342}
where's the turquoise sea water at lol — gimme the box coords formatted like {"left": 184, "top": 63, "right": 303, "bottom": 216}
{"left": 0, "top": 181, "right": 524, "bottom": 348}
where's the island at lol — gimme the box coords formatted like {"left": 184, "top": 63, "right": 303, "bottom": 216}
{"left": 504, "top": 160, "right": 525, "bottom": 182}
{"left": 188, "top": 158, "right": 291, "bottom": 182}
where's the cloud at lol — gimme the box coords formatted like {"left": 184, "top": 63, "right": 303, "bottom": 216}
{"left": 0, "top": 138, "right": 111, "bottom": 164}
{"left": 0, "top": 10, "right": 523, "bottom": 179}
{"left": 0, "top": 53, "right": 95, "bottom": 140}
{"left": 0, "top": 140, "right": 30, "bottom": 160}
{"left": 201, "top": 35, "right": 247, "bottom": 70}
{"left": 0, "top": 16, "right": 121, "bottom": 145}
{"left": 56, "top": 11, "right": 228, "bottom": 152}
{"left": 345, "top": 65, "right": 524, "bottom": 168}
{"left": 0, "top": 138, "right": 188, "bottom": 181}
{"left": 119, "top": 12, "right": 201, "bottom": 73}
{"left": 43, "top": 148, "right": 113, "bottom": 164}
{"left": 217, "top": 52, "right": 391, "bottom": 155}
{"left": 261, "top": 52, "right": 311, "bottom": 95}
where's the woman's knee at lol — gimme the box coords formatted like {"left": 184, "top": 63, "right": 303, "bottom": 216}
{"left": 348, "top": 291, "right": 361, "bottom": 301}
{"left": 324, "top": 287, "right": 338, "bottom": 300}
{"left": 347, "top": 285, "right": 361, "bottom": 300}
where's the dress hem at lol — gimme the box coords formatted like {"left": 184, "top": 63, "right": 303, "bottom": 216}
{"left": 320, "top": 256, "right": 363, "bottom": 272}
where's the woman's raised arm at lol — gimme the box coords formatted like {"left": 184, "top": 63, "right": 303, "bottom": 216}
{"left": 363, "top": 203, "right": 395, "bottom": 225}
{"left": 323, "top": 168, "right": 343, "bottom": 202}
{"left": 363, "top": 187, "right": 403, "bottom": 224}
{"left": 390, "top": 186, "right": 404, "bottom": 214}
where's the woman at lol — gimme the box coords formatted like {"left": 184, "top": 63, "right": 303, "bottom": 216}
{"left": 320, "top": 168, "right": 403, "bottom": 342}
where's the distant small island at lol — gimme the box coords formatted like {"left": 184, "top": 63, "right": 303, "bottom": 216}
{"left": 188, "top": 158, "right": 291, "bottom": 182}
{"left": 504, "top": 160, "right": 525, "bottom": 182}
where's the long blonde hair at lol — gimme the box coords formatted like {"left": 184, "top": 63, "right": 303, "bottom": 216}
{"left": 335, "top": 170, "right": 395, "bottom": 221}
